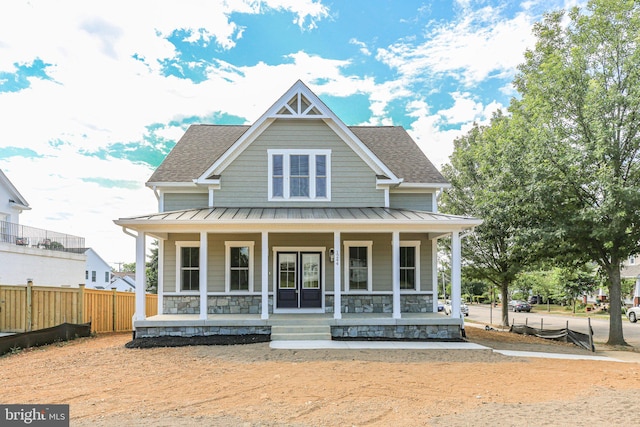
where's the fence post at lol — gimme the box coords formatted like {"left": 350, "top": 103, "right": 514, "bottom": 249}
{"left": 26, "top": 280, "right": 33, "bottom": 332}
{"left": 78, "top": 284, "right": 85, "bottom": 324}
{"left": 588, "top": 317, "right": 594, "bottom": 352}
{"left": 112, "top": 288, "right": 118, "bottom": 332}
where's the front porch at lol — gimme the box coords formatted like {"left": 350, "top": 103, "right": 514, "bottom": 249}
{"left": 133, "top": 312, "right": 464, "bottom": 340}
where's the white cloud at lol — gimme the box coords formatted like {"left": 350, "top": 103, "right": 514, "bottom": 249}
{"left": 376, "top": 6, "right": 537, "bottom": 86}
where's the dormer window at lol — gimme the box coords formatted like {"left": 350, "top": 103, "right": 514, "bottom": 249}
{"left": 268, "top": 149, "right": 331, "bottom": 201}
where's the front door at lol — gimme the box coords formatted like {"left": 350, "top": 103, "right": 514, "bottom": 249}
{"left": 277, "top": 251, "right": 322, "bottom": 309}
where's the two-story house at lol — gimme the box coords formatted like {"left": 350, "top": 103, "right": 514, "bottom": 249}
{"left": 115, "top": 81, "right": 481, "bottom": 340}
{"left": 0, "top": 169, "right": 86, "bottom": 287}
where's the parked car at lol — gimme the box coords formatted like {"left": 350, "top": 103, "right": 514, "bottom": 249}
{"left": 508, "top": 300, "right": 531, "bottom": 312}
{"left": 528, "top": 295, "right": 542, "bottom": 304}
{"left": 628, "top": 306, "right": 640, "bottom": 323}
{"left": 444, "top": 300, "right": 469, "bottom": 316}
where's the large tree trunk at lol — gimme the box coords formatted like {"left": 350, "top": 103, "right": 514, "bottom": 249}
{"left": 606, "top": 260, "right": 627, "bottom": 346}
{"left": 501, "top": 283, "right": 509, "bottom": 327}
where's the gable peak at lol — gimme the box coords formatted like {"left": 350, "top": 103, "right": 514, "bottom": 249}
{"left": 268, "top": 80, "right": 328, "bottom": 119}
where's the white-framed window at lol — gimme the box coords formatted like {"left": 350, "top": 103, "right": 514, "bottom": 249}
{"left": 91, "top": 271, "right": 96, "bottom": 283}
{"left": 344, "top": 241, "right": 373, "bottom": 292}
{"left": 104, "top": 272, "right": 110, "bottom": 283}
{"left": 268, "top": 149, "right": 331, "bottom": 201}
{"left": 400, "top": 241, "right": 421, "bottom": 291}
{"left": 225, "top": 241, "right": 254, "bottom": 292}
{"left": 175, "top": 241, "right": 200, "bottom": 292}
{"left": 630, "top": 255, "right": 636, "bottom": 265}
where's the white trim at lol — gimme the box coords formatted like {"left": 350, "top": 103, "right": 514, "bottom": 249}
{"left": 432, "top": 239, "right": 438, "bottom": 312}
{"left": 267, "top": 149, "right": 331, "bottom": 201}
{"left": 333, "top": 231, "right": 341, "bottom": 319}
{"left": 199, "top": 232, "right": 208, "bottom": 319}
{"left": 175, "top": 240, "right": 200, "bottom": 293}
{"left": 400, "top": 240, "right": 421, "bottom": 292}
{"left": 134, "top": 232, "right": 146, "bottom": 321}
{"left": 158, "top": 239, "right": 164, "bottom": 314}
{"left": 261, "top": 232, "right": 269, "bottom": 319}
{"left": 224, "top": 241, "right": 255, "bottom": 292}
{"left": 392, "top": 231, "right": 400, "bottom": 319}
{"left": 343, "top": 240, "right": 373, "bottom": 293}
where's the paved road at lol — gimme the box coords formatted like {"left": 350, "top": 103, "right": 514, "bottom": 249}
{"left": 463, "top": 303, "right": 640, "bottom": 348}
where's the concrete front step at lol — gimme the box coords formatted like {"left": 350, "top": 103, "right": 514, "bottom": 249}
{"left": 271, "top": 325, "right": 332, "bottom": 341}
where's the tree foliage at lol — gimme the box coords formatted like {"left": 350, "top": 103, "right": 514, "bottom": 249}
{"left": 441, "top": 112, "right": 533, "bottom": 326}
{"left": 513, "top": 0, "right": 640, "bottom": 345}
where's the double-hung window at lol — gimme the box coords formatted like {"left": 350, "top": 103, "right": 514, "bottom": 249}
{"left": 268, "top": 150, "right": 330, "bottom": 200}
{"left": 344, "top": 241, "right": 373, "bottom": 292}
{"left": 400, "top": 241, "right": 420, "bottom": 291}
{"left": 176, "top": 241, "right": 200, "bottom": 292}
{"left": 225, "top": 241, "right": 254, "bottom": 292}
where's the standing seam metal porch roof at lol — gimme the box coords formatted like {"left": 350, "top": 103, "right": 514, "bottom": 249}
{"left": 116, "top": 207, "right": 481, "bottom": 226}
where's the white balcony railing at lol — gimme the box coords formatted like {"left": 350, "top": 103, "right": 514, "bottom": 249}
{"left": 0, "top": 220, "right": 85, "bottom": 253}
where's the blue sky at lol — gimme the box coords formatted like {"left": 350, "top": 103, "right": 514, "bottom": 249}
{"left": 0, "top": 0, "right": 583, "bottom": 267}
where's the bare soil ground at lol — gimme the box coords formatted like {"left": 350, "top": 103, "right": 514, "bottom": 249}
{"left": 1, "top": 327, "right": 640, "bottom": 426}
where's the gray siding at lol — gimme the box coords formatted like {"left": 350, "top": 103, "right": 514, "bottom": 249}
{"left": 163, "top": 193, "right": 208, "bottom": 212}
{"left": 214, "top": 119, "right": 385, "bottom": 207}
{"left": 389, "top": 192, "right": 434, "bottom": 211}
{"left": 343, "top": 232, "right": 432, "bottom": 292}
{"left": 161, "top": 232, "right": 432, "bottom": 297}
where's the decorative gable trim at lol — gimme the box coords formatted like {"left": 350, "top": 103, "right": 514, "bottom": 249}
{"left": 195, "top": 80, "right": 400, "bottom": 184}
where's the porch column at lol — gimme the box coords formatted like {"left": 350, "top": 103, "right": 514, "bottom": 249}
{"left": 261, "top": 231, "right": 269, "bottom": 319}
{"left": 157, "top": 239, "right": 164, "bottom": 314}
{"left": 432, "top": 239, "right": 438, "bottom": 313}
{"left": 333, "top": 231, "right": 341, "bottom": 319}
{"left": 199, "top": 231, "right": 208, "bottom": 320}
{"left": 451, "top": 231, "right": 462, "bottom": 319}
{"left": 392, "top": 231, "right": 401, "bottom": 319}
{"left": 634, "top": 275, "right": 640, "bottom": 306}
{"left": 134, "top": 232, "right": 146, "bottom": 321}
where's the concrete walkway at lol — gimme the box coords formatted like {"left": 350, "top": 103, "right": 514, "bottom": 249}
{"left": 269, "top": 340, "right": 631, "bottom": 362}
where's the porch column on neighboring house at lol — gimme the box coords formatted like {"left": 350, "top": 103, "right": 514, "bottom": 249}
{"left": 135, "top": 232, "right": 146, "bottom": 321}
{"left": 199, "top": 231, "right": 208, "bottom": 320}
{"left": 334, "top": 231, "right": 341, "bottom": 319}
{"left": 432, "top": 239, "right": 438, "bottom": 313}
{"left": 634, "top": 275, "right": 640, "bottom": 307}
{"left": 451, "top": 231, "right": 462, "bottom": 319}
{"left": 261, "top": 231, "right": 269, "bottom": 320}
{"left": 392, "top": 231, "right": 401, "bottom": 319}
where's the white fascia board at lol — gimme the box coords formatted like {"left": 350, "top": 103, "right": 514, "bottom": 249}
{"left": 0, "top": 169, "right": 30, "bottom": 208}
{"left": 146, "top": 182, "right": 199, "bottom": 188}
{"left": 324, "top": 119, "right": 400, "bottom": 181}
{"left": 195, "top": 118, "right": 273, "bottom": 183}
{"left": 396, "top": 182, "right": 452, "bottom": 189}
{"left": 9, "top": 201, "right": 31, "bottom": 211}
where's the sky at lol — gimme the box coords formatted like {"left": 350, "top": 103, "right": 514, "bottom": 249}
{"left": 0, "top": 0, "right": 584, "bottom": 269}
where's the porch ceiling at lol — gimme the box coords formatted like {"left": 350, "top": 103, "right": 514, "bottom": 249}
{"left": 114, "top": 207, "right": 482, "bottom": 235}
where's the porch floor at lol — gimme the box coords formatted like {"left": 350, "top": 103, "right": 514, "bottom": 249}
{"left": 135, "top": 312, "right": 463, "bottom": 328}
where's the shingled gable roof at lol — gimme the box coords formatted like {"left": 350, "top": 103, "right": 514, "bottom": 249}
{"left": 147, "top": 80, "right": 447, "bottom": 186}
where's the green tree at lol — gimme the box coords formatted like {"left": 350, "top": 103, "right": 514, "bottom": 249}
{"left": 441, "top": 112, "right": 533, "bottom": 326}
{"left": 145, "top": 240, "right": 158, "bottom": 294}
{"left": 513, "top": 0, "right": 640, "bottom": 345}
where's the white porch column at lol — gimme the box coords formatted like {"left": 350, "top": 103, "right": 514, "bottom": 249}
{"left": 134, "top": 232, "right": 146, "bottom": 321}
{"left": 157, "top": 239, "right": 164, "bottom": 314}
{"left": 392, "top": 231, "right": 401, "bottom": 319}
{"left": 199, "top": 231, "right": 208, "bottom": 320}
{"left": 451, "top": 231, "right": 462, "bottom": 319}
{"left": 432, "top": 239, "right": 438, "bottom": 313}
{"left": 634, "top": 275, "right": 640, "bottom": 306}
{"left": 261, "top": 231, "right": 269, "bottom": 319}
{"left": 333, "top": 231, "right": 342, "bottom": 319}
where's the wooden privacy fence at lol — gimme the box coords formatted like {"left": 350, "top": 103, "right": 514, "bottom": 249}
{"left": 0, "top": 282, "right": 157, "bottom": 333}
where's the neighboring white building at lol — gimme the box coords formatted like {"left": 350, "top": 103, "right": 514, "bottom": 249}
{"left": 84, "top": 248, "right": 113, "bottom": 289}
{"left": 109, "top": 275, "right": 136, "bottom": 292}
{"left": 0, "top": 169, "right": 85, "bottom": 287}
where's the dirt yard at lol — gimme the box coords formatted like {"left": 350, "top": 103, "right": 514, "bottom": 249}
{"left": 2, "top": 327, "right": 640, "bottom": 426}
